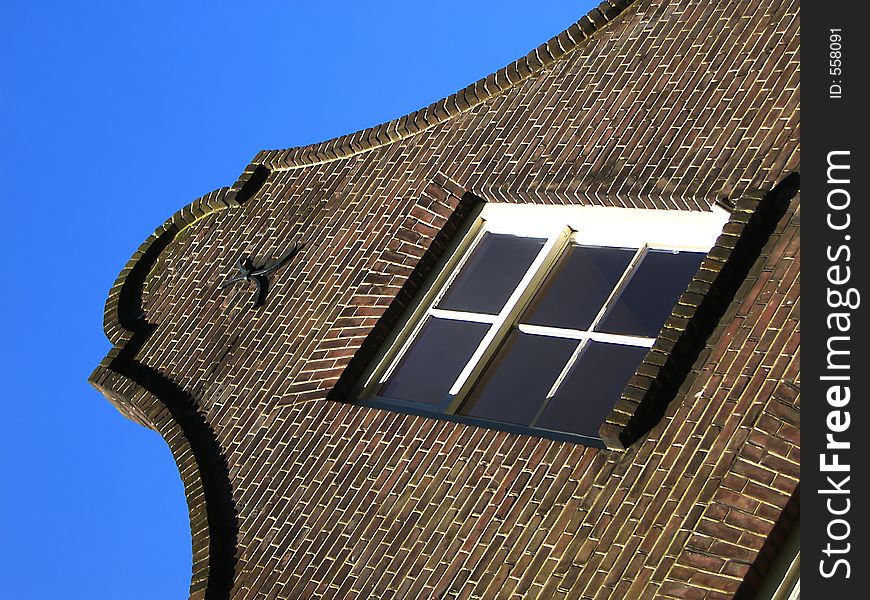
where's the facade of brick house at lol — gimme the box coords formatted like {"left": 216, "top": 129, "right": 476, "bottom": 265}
{"left": 90, "top": 1, "right": 800, "bottom": 598}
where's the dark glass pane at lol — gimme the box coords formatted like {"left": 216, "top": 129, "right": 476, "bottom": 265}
{"left": 523, "top": 245, "right": 635, "bottom": 330}
{"left": 437, "top": 233, "right": 545, "bottom": 315}
{"left": 537, "top": 342, "right": 649, "bottom": 438}
{"left": 459, "top": 331, "right": 576, "bottom": 425}
{"left": 598, "top": 249, "right": 705, "bottom": 337}
{"left": 380, "top": 317, "right": 490, "bottom": 406}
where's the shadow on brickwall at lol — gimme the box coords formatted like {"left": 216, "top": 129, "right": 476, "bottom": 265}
{"left": 112, "top": 352, "right": 238, "bottom": 600}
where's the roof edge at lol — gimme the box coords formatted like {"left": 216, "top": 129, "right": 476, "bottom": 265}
{"left": 255, "top": 0, "right": 636, "bottom": 171}
{"left": 97, "top": 0, "right": 637, "bottom": 349}
{"left": 88, "top": 360, "right": 238, "bottom": 600}
{"left": 100, "top": 164, "right": 269, "bottom": 347}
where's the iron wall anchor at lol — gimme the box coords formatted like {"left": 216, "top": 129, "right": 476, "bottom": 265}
{"left": 220, "top": 242, "right": 300, "bottom": 307}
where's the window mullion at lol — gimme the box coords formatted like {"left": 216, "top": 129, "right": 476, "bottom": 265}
{"left": 532, "top": 244, "right": 655, "bottom": 423}
{"left": 533, "top": 338, "right": 591, "bottom": 426}
{"left": 516, "top": 324, "right": 654, "bottom": 348}
{"left": 366, "top": 218, "right": 487, "bottom": 390}
{"left": 445, "top": 227, "right": 572, "bottom": 405}
{"left": 428, "top": 225, "right": 489, "bottom": 307}
{"left": 588, "top": 245, "right": 648, "bottom": 331}
{"left": 429, "top": 308, "right": 498, "bottom": 324}
{"left": 517, "top": 323, "right": 585, "bottom": 339}
{"left": 585, "top": 331, "right": 655, "bottom": 347}
{"left": 534, "top": 331, "right": 654, "bottom": 426}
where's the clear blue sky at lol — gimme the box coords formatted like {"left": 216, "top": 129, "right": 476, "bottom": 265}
{"left": 1, "top": 2, "right": 597, "bottom": 598}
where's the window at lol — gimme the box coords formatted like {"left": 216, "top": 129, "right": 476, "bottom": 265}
{"left": 359, "top": 204, "right": 728, "bottom": 446}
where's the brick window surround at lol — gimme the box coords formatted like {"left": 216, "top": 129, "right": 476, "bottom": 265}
{"left": 334, "top": 173, "right": 800, "bottom": 451}
{"left": 354, "top": 202, "right": 727, "bottom": 447}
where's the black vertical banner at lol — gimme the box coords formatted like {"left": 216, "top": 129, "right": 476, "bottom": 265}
{"left": 803, "top": 2, "right": 870, "bottom": 597}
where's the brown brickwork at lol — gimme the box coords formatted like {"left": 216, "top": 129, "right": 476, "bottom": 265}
{"left": 600, "top": 173, "right": 799, "bottom": 451}
{"left": 90, "top": 1, "right": 800, "bottom": 598}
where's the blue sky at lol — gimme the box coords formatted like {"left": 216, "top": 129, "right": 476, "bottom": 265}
{"left": 1, "top": 2, "right": 596, "bottom": 598}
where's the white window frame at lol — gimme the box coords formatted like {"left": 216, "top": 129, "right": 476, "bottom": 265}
{"left": 359, "top": 203, "right": 729, "bottom": 442}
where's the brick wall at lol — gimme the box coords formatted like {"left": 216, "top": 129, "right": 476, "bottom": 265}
{"left": 91, "top": 1, "right": 800, "bottom": 598}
